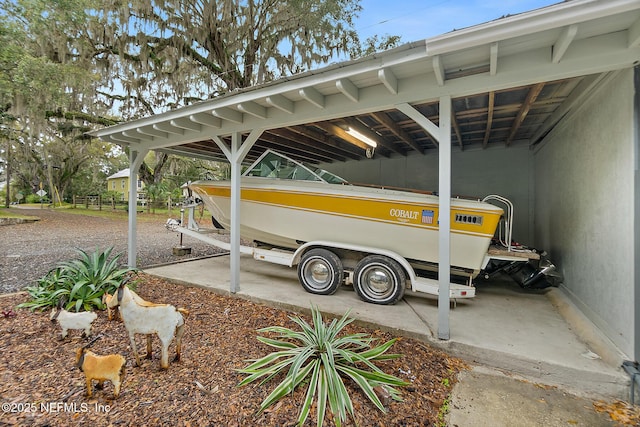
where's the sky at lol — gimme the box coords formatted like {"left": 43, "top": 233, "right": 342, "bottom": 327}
{"left": 353, "top": 0, "right": 562, "bottom": 43}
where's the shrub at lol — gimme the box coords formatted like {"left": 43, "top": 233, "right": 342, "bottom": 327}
{"left": 25, "top": 194, "right": 47, "bottom": 204}
{"left": 237, "top": 306, "right": 408, "bottom": 427}
{"left": 18, "top": 247, "right": 135, "bottom": 312}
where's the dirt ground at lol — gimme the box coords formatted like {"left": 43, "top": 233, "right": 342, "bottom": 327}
{"left": 0, "top": 275, "right": 464, "bottom": 427}
{"left": 0, "top": 208, "right": 463, "bottom": 426}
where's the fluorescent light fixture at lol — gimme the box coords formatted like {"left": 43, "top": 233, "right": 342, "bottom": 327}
{"left": 345, "top": 127, "right": 378, "bottom": 148}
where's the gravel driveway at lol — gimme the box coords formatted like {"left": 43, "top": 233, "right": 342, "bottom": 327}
{"left": 0, "top": 207, "right": 225, "bottom": 294}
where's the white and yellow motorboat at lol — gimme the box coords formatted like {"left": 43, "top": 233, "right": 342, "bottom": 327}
{"left": 185, "top": 150, "right": 559, "bottom": 304}
{"left": 181, "top": 150, "right": 553, "bottom": 304}
{"left": 192, "top": 150, "right": 501, "bottom": 268}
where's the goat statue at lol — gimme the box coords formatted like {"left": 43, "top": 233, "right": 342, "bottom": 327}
{"left": 50, "top": 305, "right": 97, "bottom": 339}
{"left": 75, "top": 336, "right": 126, "bottom": 398}
{"left": 102, "top": 292, "right": 120, "bottom": 321}
{"left": 107, "top": 279, "right": 188, "bottom": 369}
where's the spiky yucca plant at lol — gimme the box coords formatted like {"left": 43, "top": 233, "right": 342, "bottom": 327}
{"left": 238, "top": 306, "right": 408, "bottom": 427}
{"left": 18, "top": 247, "right": 134, "bottom": 312}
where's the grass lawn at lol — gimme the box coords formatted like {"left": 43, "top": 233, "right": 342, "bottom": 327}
{"left": 0, "top": 207, "right": 40, "bottom": 220}
{"left": 1, "top": 204, "right": 210, "bottom": 223}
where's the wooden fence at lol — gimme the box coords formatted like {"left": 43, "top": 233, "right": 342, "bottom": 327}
{"left": 72, "top": 195, "right": 179, "bottom": 213}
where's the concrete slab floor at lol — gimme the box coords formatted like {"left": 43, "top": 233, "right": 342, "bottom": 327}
{"left": 446, "top": 366, "right": 619, "bottom": 427}
{"left": 144, "top": 253, "right": 629, "bottom": 400}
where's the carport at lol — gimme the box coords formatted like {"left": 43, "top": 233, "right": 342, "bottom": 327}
{"left": 90, "top": 0, "right": 640, "bottom": 365}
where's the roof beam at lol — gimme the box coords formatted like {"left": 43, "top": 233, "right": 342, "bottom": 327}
{"left": 286, "top": 126, "right": 363, "bottom": 159}
{"left": 433, "top": 55, "right": 445, "bottom": 86}
{"left": 506, "top": 82, "right": 544, "bottom": 146}
{"left": 136, "top": 126, "right": 168, "bottom": 139}
{"left": 268, "top": 128, "right": 350, "bottom": 161}
{"left": 336, "top": 78, "right": 359, "bottom": 102}
{"left": 258, "top": 133, "right": 338, "bottom": 163}
{"left": 265, "top": 94, "right": 295, "bottom": 114}
{"left": 153, "top": 122, "right": 184, "bottom": 135}
{"left": 159, "top": 145, "right": 227, "bottom": 163}
{"left": 189, "top": 113, "right": 221, "bottom": 128}
{"left": 317, "top": 123, "right": 367, "bottom": 150}
{"left": 171, "top": 117, "right": 201, "bottom": 132}
{"left": 110, "top": 133, "right": 141, "bottom": 144}
{"left": 237, "top": 102, "right": 267, "bottom": 119}
{"left": 552, "top": 24, "right": 578, "bottom": 63}
{"left": 489, "top": 43, "right": 498, "bottom": 76}
{"left": 396, "top": 103, "right": 440, "bottom": 147}
{"left": 299, "top": 87, "right": 325, "bottom": 109}
{"left": 451, "top": 110, "right": 463, "bottom": 150}
{"left": 342, "top": 118, "right": 404, "bottom": 155}
{"left": 530, "top": 73, "right": 609, "bottom": 145}
{"left": 483, "top": 91, "right": 495, "bottom": 148}
{"left": 314, "top": 121, "right": 382, "bottom": 154}
{"left": 371, "top": 112, "right": 425, "bottom": 154}
{"left": 122, "top": 130, "right": 144, "bottom": 141}
{"left": 212, "top": 107, "right": 243, "bottom": 124}
{"left": 378, "top": 68, "right": 398, "bottom": 94}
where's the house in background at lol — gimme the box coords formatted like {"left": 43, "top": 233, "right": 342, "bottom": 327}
{"left": 106, "top": 169, "right": 145, "bottom": 201}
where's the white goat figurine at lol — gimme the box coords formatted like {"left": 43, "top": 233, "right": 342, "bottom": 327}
{"left": 107, "top": 281, "right": 187, "bottom": 369}
{"left": 76, "top": 337, "right": 126, "bottom": 398}
{"left": 50, "top": 306, "right": 97, "bottom": 339}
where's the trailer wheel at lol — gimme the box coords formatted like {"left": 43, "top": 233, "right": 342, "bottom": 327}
{"left": 353, "top": 255, "right": 406, "bottom": 305}
{"left": 297, "top": 249, "right": 344, "bottom": 295}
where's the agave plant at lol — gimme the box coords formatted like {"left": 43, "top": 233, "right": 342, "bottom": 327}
{"left": 60, "top": 247, "right": 132, "bottom": 293}
{"left": 18, "top": 247, "right": 134, "bottom": 312}
{"left": 238, "top": 306, "right": 408, "bottom": 427}
{"left": 18, "top": 267, "right": 72, "bottom": 311}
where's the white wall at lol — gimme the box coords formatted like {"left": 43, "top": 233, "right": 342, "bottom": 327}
{"left": 322, "top": 72, "right": 636, "bottom": 356}
{"left": 322, "top": 144, "right": 534, "bottom": 243}
{"left": 534, "top": 70, "right": 635, "bottom": 356}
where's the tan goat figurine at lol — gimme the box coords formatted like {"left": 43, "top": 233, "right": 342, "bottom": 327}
{"left": 102, "top": 292, "right": 120, "bottom": 321}
{"left": 75, "top": 337, "right": 126, "bottom": 398}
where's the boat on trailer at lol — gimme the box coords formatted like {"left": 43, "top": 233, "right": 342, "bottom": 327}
{"left": 177, "top": 150, "right": 559, "bottom": 304}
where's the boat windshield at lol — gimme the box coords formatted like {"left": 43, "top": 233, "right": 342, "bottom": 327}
{"left": 243, "top": 150, "right": 348, "bottom": 184}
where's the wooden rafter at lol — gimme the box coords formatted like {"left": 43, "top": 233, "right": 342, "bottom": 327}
{"left": 287, "top": 126, "right": 364, "bottom": 160}
{"left": 451, "top": 110, "right": 463, "bottom": 150}
{"left": 342, "top": 118, "right": 405, "bottom": 156}
{"left": 313, "top": 122, "right": 389, "bottom": 158}
{"left": 506, "top": 83, "right": 545, "bottom": 146}
{"left": 371, "top": 112, "right": 425, "bottom": 154}
{"left": 483, "top": 91, "right": 495, "bottom": 148}
{"left": 258, "top": 133, "right": 337, "bottom": 163}
{"left": 269, "top": 127, "right": 355, "bottom": 161}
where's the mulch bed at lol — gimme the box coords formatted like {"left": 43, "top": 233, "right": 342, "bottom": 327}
{"left": 0, "top": 274, "right": 466, "bottom": 426}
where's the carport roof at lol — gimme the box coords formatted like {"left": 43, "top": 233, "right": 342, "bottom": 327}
{"left": 90, "top": 0, "right": 640, "bottom": 166}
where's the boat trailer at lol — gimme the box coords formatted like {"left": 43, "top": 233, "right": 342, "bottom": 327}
{"left": 167, "top": 202, "right": 476, "bottom": 302}
{"left": 166, "top": 198, "right": 561, "bottom": 304}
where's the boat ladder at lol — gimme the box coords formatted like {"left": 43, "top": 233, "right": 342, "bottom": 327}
{"left": 482, "top": 194, "right": 514, "bottom": 252}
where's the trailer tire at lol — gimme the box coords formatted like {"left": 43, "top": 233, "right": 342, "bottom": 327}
{"left": 353, "top": 255, "right": 405, "bottom": 305}
{"left": 297, "top": 249, "right": 343, "bottom": 295}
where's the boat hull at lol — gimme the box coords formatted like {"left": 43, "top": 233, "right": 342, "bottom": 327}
{"left": 190, "top": 178, "right": 503, "bottom": 276}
